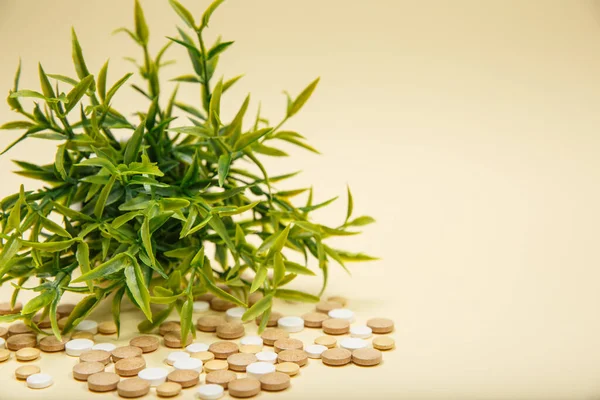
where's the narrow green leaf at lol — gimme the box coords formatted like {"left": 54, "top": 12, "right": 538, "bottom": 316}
{"left": 180, "top": 297, "right": 194, "bottom": 344}
{"left": 242, "top": 293, "right": 273, "bottom": 322}
{"left": 98, "top": 60, "right": 109, "bottom": 102}
{"left": 274, "top": 288, "right": 319, "bottom": 303}
{"left": 40, "top": 215, "right": 72, "bottom": 238}
{"left": 38, "top": 63, "right": 56, "bottom": 99}
{"left": 134, "top": 0, "right": 149, "bottom": 45}
{"left": 234, "top": 128, "right": 272, "bottom": 152}
{"left": 8, "top": 90, "right": 47, "bottom": 101}
{"left": 169, "top": 0, "right": 195, "bottom": 28}
{"left": 76, "top": 241, "right": 93, "bottom": 291}
{"left": 217, "top": 153, "right": 231, "bottom": 187}
{"left": 223, "top": 94, "right": 249, "bottom": 138}
{"left": 209, "top": 79, "right": 223, "bottom": 133}
{"left": 208, "top": 215, "right": 235, "bottom": 252}
{"left": 105, "top": 73, "right": 133, "bottom": 105}
{"left": 55, "top": 143, "right": 67, "bottom": 180}
{"left": 273, "top": 252, "right": 285, "bottom": 287}
{"left": 141, "top": 216, "right": 155, "bottom": 266}
{"left": 345, "top": 215, "right": 376, "bottom": 227}
{"left": 72, "top": 28, "right": 91, "bottom": 80}
{"left": 123, "top": 122, "right": 145, "bottom": 165}
{"left": 94, "top": 174, "right": 117, "bottom": 218}
{"left": 6, "top": 192, "right": 23, "bottom": 233}
{"left": 223, "top": 74, "right": 243, "bottom": 92}
{"left": 208, "top": 41, "right": 233, "bottom": 59}
{"left": 216, "top": 201, "right": 259, "bottom": 217}
{"left": 112, "top": 210, "right": 142, "bottom": 229}
{"left": 283, "top": 261, "right": 315, "bottom": 276}
{"left": 76, "top": 157, "right": 119, "bottom": 175}
{"left": 267, "top": 223, "right": 291, "bottom": 259}
{"left": 125, "top": 263, "right": 152, "bottom": 321}
{"left": 0, "top": 121, "right": 34, "bottom": 130}
{"left": 21, "top": 238, "right": 78, "bottom": 252}
{"left": 65, "top": 75, "right": 94, "bottom": 113}
{"left": 345, "top": 185, "right": 353, "bottom": 223}
{"left": 200, "top": 0, "right": 225, "bottom": 30}
{"left": 21, "top": 291, "right": 54, "bottom": 315}
{"left": 138, "top": 305, "right": 173, "bottom": 333}
{"left": 72, "top": 252, "right": 130, "bottom": 283}
{"left": 185, "top": 214, "right": 213, "bottom": 237}
{"left": 287, "top": 77, "right": 319, "bottom": 118}
{"left": 250, "top": 266, "right": 267, "bottom": 293}
{"left": 257, "top": 307, "right": 271, "bottom": 333}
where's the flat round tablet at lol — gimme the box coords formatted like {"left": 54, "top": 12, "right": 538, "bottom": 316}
{"left": 73, "top": 361, "right": 105, "bottom": 381}
{"left": 80, "top": 349, "right": 111, "bottom": 365}
{"left": 240, "top": 345, "right": 262, "bottom": 354}
{"left": 192, "top": 351, "right": 215, "bottom": 363}
{"left": 9, "top": 322, "right": 33, "bottom": 336}
{"left": 87, "top": 371, "right": 120, "bottom": 392}
{"left": 117, "top": 377, "right": 150, "bottom": 398}
{"left": 112, "top": 345, "right": 143, "bottom": 362}
{"left": 159, "top": 321, "right": 181, "bottom": 336}
{"left": 16, "top": 347, "right": 40, "bottom": 361}
{"left": 173, "top": 357, "right": 203, "bottom": 372}
{"left": 302, "top": 312, "right": 329, "bottom": 328}
{"left": 186, "top": 342, "right": 209, "bottom": 354}
{"left": 75, "top": 319, "right": 98, "bottom": 334}
{"left": 115, "top": 357, "right": 146, "bottom": 377}
{"left": 277, "top": 316, "right": 304, "bottom": 333}
{"left": 352, "top": 347, "right": 382, "bottom": 366}
{"left": 39, "top": 336, "right": 67, "bottom": 352}
{"left": 71, "top": 331, "right": 95, "bottom": 340}
{"left": 255, "top": 311, "right": 282, "bottom": 327}
{"left": 240, "top": 335, "right": 263, "bottom": 346}
{"left": 328, "top": 308, "right": 355, "bottom": 322}
{"left": 7, "top": 334, "right": 37, "bottom": 351}
{"left": 322, "top": 319, "right": 350, "bottom": 335}
{"left": 0, "top": 348, "right": 10, "bottom": 361}
{"left": 259, "top": 372, "right": 290, "bottom": 391}
{"left": 227, "top": 352, "right": 257, "bottom": 372}
{"left": 315, "top": 301, "right": 342, "bottom": 314}
{"left": 321, "top": 348, "right": 352, "bottom": 366}
{"left": 204, "top": 359, "right": 229, "bottom": 373}
{"left": 327, "top": 296, "right": 348, "bottom": 306}
{"left": 367, "top": 317, "right": 394, "bottom": 334}
{"left": 156, "top": 381, "right": 182, "bottom": 397}
{"left": 196, "top": 315, "right": 226, "bottom": 332}
{"left": 0, "top": 327, "right": 7, "bottom": 339}
{"left": 65, "top": 338, "right": 94, "bottom": 356}
{"left": 274, "top": 338, "right": 303, "bottom": 353}
{"left": 58, "top": 316, "right": 71, "bottom": 328}
{"left": 15, "top": 365, "right": 40, "bottom": 380}
{"left": 226, "top": 307, "right": 247, "bottom": 323}
{"left": 315, "top": 336, "right": 337, "bottom": 348}
{"left": 255, "top": 351, "right": 278, "bottom": 364}
{"left": 340, "top": 337, "right": 368, "bottom": 351}
{"left": 276, "top": 362, "right": 300, "bottom": 376}
{"left": 216, "top": 322, "right": 245, "bottom": 339}
{"left": 97, "top": 321, "right": 117, "bottom": 335}
{"left": 197, "top": 383, "right": 224, "bottom": 400}
{"left": 261, "top": 328, "right": 289, "bottom": 346}
{"left": 166, "top": 351, "right": 190, "bottom": 365}
{"left": 92, "top": 342, "right": 117, "bottom": 352}
{"left": 210, "top": 297, "right": 236, "bottom": 312}
{"left": 228, "top": 377, "right": 261, "bottom": 398}
{"left": 305, "top": 344, "right": 328, "bottom": 358}
{"left": 246, "top": 361, "right": 276, "bottom": 379}
{"left": 26, "top": 373, "right": 53, "bottom": 389}
{"left": 56, "top": 303, "right": 75, "bottom": 317}
{"left": 0, "top": 301, "right": 22, "bottom": 315}
{"left": 167, "top": 369, "right": 199, "bottom": 388}
{"left": 206, "top": 369, "right": 237, "bottom": 388}
{"left": 372, "top": 336, "right": 395, "bottom": 351}
{"left": 138, "top": 367, "right": 169, "bottom": 386}
{"left": 163, "top": 332, "right": 192, "bottom": 348}
{"left": 277, "top": 350, "right": 308, "bottom": 367}
{"left": 32, "top": 313, "right": 51, "bottom": 328}
{"left": 248, "top": 292, "right": 263, "bottom": 307}
{"left": 208, "top": 341, "right": 239, "bottom": 359}
{"left": 130, "top": 335, "right": 159, "bottom": 353}
{"left": 193, "top": 301, "right": 210, "bottom": 312}
{"left": 350, "top": 325, "right": 373, "bottom": 339}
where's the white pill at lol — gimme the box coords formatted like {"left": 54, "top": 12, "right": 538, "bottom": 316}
{"left": 74, "top": 319, "right": 98, "bottom": 334}
{"left": 167, "top": 351, "right": 190, "bottom": 365}
{"left": 173, "top": 357, "right": 203, "bottom": 372}
{"left": 186, "top": 343, "right": 209, "bottom": 354}
{"left": 340, "top": 337, "right": 368, "bottom": 351}
{"left": 328, "top": 308, "right": 355, "bottom": 322}
{"left": 0, "top": 337, "right": 5, "bottom": 349}
{"left": 138, "top": 367, "right": 169, "bottom": 386}
{"left": 246, "top": 362, "right": 276, "bottom": 379}
{"left": 197, "top": 383, "right": 224, "bottom": 400}
{"left": 240, "top": 335, "right": 263, "bottom": 346}
{"left": 304, "top": 344, "right": 328, "bottom": 358}
{"left": 92, "top": 343, "right": 117, "bottom": 352}
{"left": 193, "top": 301, "right": 210, "bottom": 312}
{"left": 65, "top": 339, "right": 94, "bottom": 356}
{"left": 255, "top": 351, "right": 278, "bottom": 364}
{"left": 26, "top": 373, "right": 53, "bottom": 389}
{"left": 350, "top": 325, "right": 372, "bottom": 339}
{"left": 277, "top": 316, "right": 304, "bottom": 333}
{"left": 226, "top": 307, "right": 247, "bottom": 323}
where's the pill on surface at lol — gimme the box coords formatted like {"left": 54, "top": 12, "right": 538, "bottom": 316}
{"left": 208, "top": 341, "right": 239, "bottom": 359}
{"left": 166, "top": 351, "right": 190, "bottom": 365}
{"left": 216, "top": 322, "right": 245, "bottom": 340}
{"left": 75, "top": 319, "right": 98, "bottom": 334}
{"left": 166, "top": 369, "right": 199, "bottom": 388}
{"left": 92, "top": 343, "right": 117, "bottom": 352}
{"left": 163, "top": 332, "right": 192, "bottom": 348}
{"left": 196, "top": 315, "right": 226, "bottom": 332}
{"left": 315, "top": 301, "right": 342, "bottom": 314}
{"left": 255, "top": 351, "right": 278, "bottom": 364}
{"left": 130, "top": 335, "right": 159, "bottom": 353}
{"left": 274, "top": 338, "right": 303, "bottom": 354}
{"left": 321, "top": 348, "right": 352, "bottom": 366}
{"left": 15, "top": 365, "right": 40, "bottom": 380}
{"left": 351, "top": 347, "right": 382, "bottom": 366}
{"left": 7, "top": 334, "right": 37, "bottom": 351}
{"left": 192, "top": 301, "right": 210, "bottom": 313}
{"left": 115, "top": 357, "right": 146, "bottom": 377}
{"left": 246, "top": 361, "right": 276, "bottom": 379}
{"left": 159, "top": 321, "right": 181, "bottom": 336}
{"left": 156, "top": 381, "right": 182, "bottom": 398}
{"left": 240, "top": 335, "right": 263, "bottom": 346}
{"left": 173, "top": 357, "right": 203, "bottom": 372}
{"left": 112, "top": 345, "right": 143, "bottom": 362}
{"left": 304, "top": 344, "right": 328, "bottom": 359}
{"left": 350, "top": 325, "right": 373, "bottom": 339}
{"left": 71, "top": 331, "right": 95, "bottom": 340}
{"left": 259, "top": 372, "right": 291, "bottom": 391}
{"left": 277, "top": 316, "right": 304, "bottom": 333}
{"left": 277, "top": 350, "right": 308, "bottom": 367}
{"left": 367, "top": 317, "right": 395, "bottom": 334}
{"left": 328, "top": 308, "right": 355, "bottom": 322}
{"left": 0, "top": 348, "right": 10, "bottom": 362}
{"left": 322, "top": 319, "right": 350, "bottom": 335}
{"left": 80, "top": 349, "right": 111, "bottom": 365}
{"left": 226, "top": 307, "right": 247, "bottom": 323}
{"left": 203, "top": 360, "right": 229, "bottom": 373}
{"left": 327, "top": 296, "right": 348, "bottom": 307}
{"left": 39, "top": 336, "right": 67, "bottom": 352}
{"left": 255, "top": 311, "right": 282, "bottom": 327}
{"left": 276, "top": 361, "right": 300, "bottom": 376}
{"left": 314, "top": 336, "right": 337, "bottom": 348}
{"left": 227, "top": 352, "right": 258, "bottom": 372}
{"left": 186, "top": 342, "right": 209, "bottom": 354}
{"left": 372, "top": 336, "right": 395, "bottom": 351}
{"left": 205, "top": 369, "right": 237, "bottom": 389}
{"left": 191, "top": 351, "right": 215, "bottom": 363}
{"left": 261, "top": 328, "right": 289, "bottom": 346}
{"left": 15, "top": 347, "right": 40, "bottom": 362}
{"left": 65, "top": 338, "right": 94, "bottom": 357}
{"left": 340, "top": 337, "right": 368, "bottom": 351}
{"left": 240, "top": 344, "right": 262, "bottom": 354}
{"left": 26, "top": 373, "right": 53, "bottom": 389}
{"left": 0, "top": 337, "right": 5, "bottom": 349}
{"left": 197, "top": 383, "right": 225, "bottom": 400}
{"left": 301, "top": 312, "right": 329, "bottom": 328}
{"left": 87, "top": 371, "right": 120, "bottom": 392}
{"left": 73, "top": 361, "right": 105, "bottom": 381}
{"left": 97, "top": 321, "right": 117, "bottom": 335}
{"left": 138, "top": 367, "right": 169, "bottom": 386}
{"left": 117, "top": 377, "right": 150, "bottom": 398}
{"left": 228, "top": 377, "right": 261, "bottom": 398}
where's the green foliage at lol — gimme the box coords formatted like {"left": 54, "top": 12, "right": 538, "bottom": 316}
{"left": 0, "top": 0, "right": 376, "bottom": 341}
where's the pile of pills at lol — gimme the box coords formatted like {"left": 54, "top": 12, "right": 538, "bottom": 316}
{"left": 0, "top": 294, "right": 395, "bottom": 398}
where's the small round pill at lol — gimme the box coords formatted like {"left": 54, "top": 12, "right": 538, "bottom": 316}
{"left": 322, "top": 319, "right": 350, "bottom": 335}
{"left": 255, "top": 351, "right": 278, "bottom": 364}
{"left": 206, "top": 369, "right": 237, "bottom": 388}
{"left": 248, "top": 292, "right": 263, "bottom": 306}
{"left": 340, "top": 337, "right": 368, "bottom": 351}
{"left": 26, "top": 373, "right": 53, "bottom": 389}
{"left": 112, "top": 345, "right": 142, "bottom": 362}
{"left": 117, "top": 377, "right": 150, "bottom": 398}
{"left": 352, "top": 347, "right": 382, "bottom": 366}
{"left": 350, "top": 325, "right": 373, "bottom": 339}
{"left": 32, "top": 313, "right": 51, "bottom": 328}
{"left": 276, "top": 361, "right": 300, "bottom": 376}
{"left": 39, "top": 336, "right": 67, "bottom": 352}
{"left": 0, "top": 348, "right": 10, "bottom": 362}
{"left": 216, "top": 322, "right": 245, "bottom": 340}
{"left": 0, "top": 327, "right": 7, "bottom": 339}
{"left": 315, "top": 301, "right": 342, "bottom": 313}
{"left": 156, "top": 381, "right": 182, "bottom": 397}
{"left": 259, "top": 371, "right": 290, "bottom": 391}
{"left": 8, "top": 323, "right": 33, "bottom": 336}
{"left": 92, "top": 342, "right": 117, "bottom": 352}
{"left": 15, "top": 365, "right": 40, "bottom": 380}
{"left": 173, "top": 357, "right": 203, "bottom": 372}
{"left": 163, "top": 332, "right": 192, "bottom": 348}
{"left": 246, "top": 361, "right": 276, "bottom": 379}
{"left": 210, "top": 297, "right": 236, "bottom": 312}
{"left": 304, "top": 344, "right": 328, "bottom": 359}
{"left": 73, "top": 361, "right": 105, "bottom": 381}
{"left": 322, "top": 348, "right": 352, "bottom": 366}
{"left": 226, "top": 307, "right": 247, "bottom": 323}
{"left": 58, "top": 317, "right": 70, "bottom": 329}
{"left": 167, "top": 369, "right": 199, "bottom": 388}
{"left": 261, "top": 328, "right": 289, "bottom": 346}
{"left": 7, "top": 334, "right": 37, "bottom": 351}
{"left": 138, "top": 367, "right": 169, "bottom": 386}
{"left": 255, "top": 311, "right": 282, "bottom": 327}
{"left": 16, "top": 347, "right": 40, "bottom": 361}
{"left": 75, "top": 319, "right": 98, "bottom": 334}
{"left": 0, "top": 301, "right": 22, "bottom": 315}
{"left": 367, "top": 317, "right": 395, "bottom": 334}
{"left": 166, "top": 351, "right": 190, "bottom": 365}
{"left": 227, "top": 352, "right": 258, "bottom": 372}
{"left": 56, "top": 303, "right": 75, "bottom": 317}
{"left": 328, "top": 308, "right": 355, "bottom": 322}
{"left": 240, "top": 344, "right": 262, "bottom": 354}
{"left": 314, "top": 336, "right": 337, "bottom": 348}
{"left": 196, "top": 315, "right": 226, "bottom": 332}
{"left": 130, "top": 335, "right": 159, "bottom": 353}
{"left": 159, "top": 321, "right": 180, "bottom": 336}
{"left": 277, "top": 316, "right": 304, "bottom": 333}
{"left": 228, "top": 377, "right": 261, "bottom": 398}
{"left": 327, "top": 296, "right": 348, "bottom": 306}
{"left": 191, "top": 350, "right": 214, "bottom": 363}
{"left": 97, "top": 321, "right": 117, "bottom": 335}
{"left": 302, "top": 312, "right": 329, "bottom": 328}
{"left": 115, "top": 357, "right": 146, "bottom": 377}
{"left": 71, "top": 331, "right": 95, "bottom": 340}
{"left": 208, "top": 341, "right": 239, "bottom": 359}
{"left": 87, "top": 371, "right": 120, "bottom": 392}
{"left": 80, "top": 349, "right": 111, "bottom": 365}
{"left": 186, "top": 342, "right": 209, "bottom": 355}
{"left": 240, "top": 335, "right": 263, "bottom": 346}
{"left": 204, "top": 360, "right": 228, "bottom": 373}
{"left": 277, "top": 350, "right": 308, "bottom": 367}
{"left": 372, "top": 336, "right": 395, "bottom": 351}
{"left": 193, "top": 301, "right": 210, "bottom": 312}
{"left": 196, "top": 383, "right": 224, "bottom": 400}
{"left": 274, "top": 338, "right": 303, "bottom": 353}
{"left": 65, "top": 338, "right": 94, "bottom": 357}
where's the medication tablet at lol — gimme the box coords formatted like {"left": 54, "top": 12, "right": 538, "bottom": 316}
{"left": 327, "top": 296, "right": 348, "bottom": 307}
{"left": 352, "top": 347, "right": 382, "bottom": 366}
{"left": 87, "top": 372, "right": 120, "bottom": 392}
{"left": 302, "top": 312, "right": 329, "bottom": 328}
{"left": 206, "top": 370, "right": 237, "bottom": 388}
{"left": 0, "top": 301, "right": 22, "bottom": 315}
{"left": 276, "top": 361, "right": 300, "bottom": 376}
{"left": 208, "top": 341, "right": 239, "bottom": 359}
{"left": 192, "top": 301, "right": 210, "bottom": 313}
{"left": 204, "top": 360, "right": 229, "bottom": 373}
{"left": 92, "top": 343, "right": 117, "bottom": 352}
{"left": 8, "top": 322, "right": 32, "bottom": 335}
{"left": 7, "top": 334, "right": 37, "bottom": 351}
{"left": 0, "top": 348, "right": 10, "bottom": 362}
{"left": 80, "top": 349, "right": 111, "bottom": 365}
{"left": 56, "top": 303, "right": 75, "bottom": 317}
{"left": 196, "top": 315, "right": 226, "bottom": 332}
{"left": 65, "top": 338, "right": 94, "bottom": 357}
{"left": 197, "top": 383, "right": 224, "bottom": 400}
{"left": 173, "top": 357, "right": 203, "bottom": 372}
{"left": 226, "top": 307, "right": 247, "bottom": 323}
{"left": 259, "top": 372, "right": 290, "bottom": 391}
{"left": 73, "top": 361, "right": 105, "bottom": 381}
{"left": 192, "top": 351, "right": 215, "bottom": 363}
{"left": 130, "top": 335, "right": 159, "bottom": 353}
{"left": 246, "top": 361, "right": 276, "bottom": 379}
{"left": 26, "top": 373, "right": 53, "bottom": 389}
{"left": 0, "top": 327, "right": 7, "bottom": 339}
{"left": 350, "top": 325, "right": 373, "bottom": 339}
{"left": 210, "top": 297, "right": 236, "bottom": 312}
{"left": 227, "top": 352, "right": 257, "bottom": 372}
{"left": 277, "top": 316, "right": 304, "bottom": 333}
{"left": 32, "top": 313, "right": 50, "bottom": 327}
{"left": 340, "top": 337, "right": 368, "bottom": 351}
{"left": 39, "top": 336, "right": 67, "bottom": 352}
{"left": 240, "top": 345, "right": 262, "bottom": 354}
{"left": 277, "top": 350, "right": 308, "bottom": 367}
{"left": 164, "top": 332, "right": 192, "bottom": 348}
{"left": 322, "top": 319, "right": 350, "bottom": 335}
{"left": 186, "top": 342, "right": 209, "bottom": 354}
{"left": 216, "top": 322, "right": 245, "bottom": 340}
{"left": 367, "top": 317, "right": 394, "bottom": 334}
{"left": 15, "top": 365, "right": 40, "bottom": 380}
{"left": 138, "top": 367, "right": 169, "bottom": 386}
{"left": 75, "top": 319, "right": 98, "bottom": 334}
{"left": 15, "top": 347, "right": 40, "bottom": 361}
{"left": 372, "top": 336, "right": 395, "bottom": 351}
{"left": 328, "top": 308, "right": 355, "bottom": 322}
{"left": 112, "top": 345, "right": 143, "bottom": 362}
{"left": 261, "top": 328, "right": 289, "bottom": 346}
{"left": 117, "top": 377, "right": 150, "bottom": 398}
{"left": 240, "top": 335, "right": 263, "bottom": 346}
{"left": 159, "top": 321, "right": 181, "bottom": 336}
{"left": 228, "top": 377, "right": 261, "bottom": 398}
{"left": 315, "top": 301, "right": 342, "bottom": 314}
{"left": 167, "top": 369, "right": 199, "bottom": 388}
{"left": 255, "top": 351, "right": 278, "bottom": 364}
{"left": 274, "top": 338, "right": 303, "bottom": 353}
{"left": 97, "top": 321, "right": 117, "bottom": 335}
{"left": 321, "top": 348, "right": 352, "bottom": 366}
{"left": 115, "top": 357, "right": 146, "bottom": 377}
{"left": 0, "top": 337, "right": 4, "bottom": 349}
{"left": 71, "top": 331, "right": 95, "bottom": 340}
{"left": 167, "top": 351, "right": 190, "bottom": 365}
{"left": 304, "top": 344, "right": 328, "bottom": 359}
{"left": 156, "top": 381, "right": 182, "bottom": 397}
{"left": 315, "top": 336, "right": 337, "bottom": 348}
{"left": 255, "top": 311, "right": 282, "bottom": 327}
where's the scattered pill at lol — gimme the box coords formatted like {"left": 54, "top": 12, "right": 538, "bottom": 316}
{"left": 274, "top": 338, "right": 303, "bottom": 353}
{"left": 208, "top": 341, "right": 239, "bottom": 359}
{"left": 173, "top": 357, "right": 203, "bottom": 372}
{"left": 39, "top": 336, "right": 67, "bottom": 352}
{"left": 367, "top": 317, "right": 394, "bottom": 334}
{"left": 255, "top": 311, "right": 282, "bottom": 327}
{"left": 186, "top": 342, "right": 209, "bottom": 354}
{"left": 193, "top": 301, "right": 210, "bottom": 313}
{"left": 240, "top": 344, "right": 263, "bottom": 354}
{"left": 196, "top": 315, "right": 227, "bottom": 332}
{"left": 256, "top": 351, "right": 278, "bottom": 364}
{"left": 314, "top": 336, "right": 337, "bottom": 348}
{"left": 15, "top": 365, "right": 40, "bottom": 380}
{"left": 352, "top": 347, "right": 382, "bottom": 366}
{"left": 115, "top": 356, "right": 146, "bottom": 377}
{"left": 156, "top": 381, "right": 182, "bottom": 398}
{"left": 315, "top": 301, "right": 342, "bottom": 314}
{"left": 322, "top": 319, "right": 350, "bottom": 335}
{"left": 372, "top": 336, "right": 395, "bottom": 351}
{"left": 167, "top": 351, "right": 190, "bottom": 365}
{"left": 0, "top": 349, "right": 10, "bottom": 361}
{"left": 340, "top": 337, "right": 368, "bottom": 351}
{"left": 197, "top": 383, "right": 225, "bottom": 400}
{"left": 32, "top": 313, "right": 51, "bottom": 328}
{"left": 322, "top": 348, "right": 352, "bottom": 366}
{"left": 8, "top": 323, "right": 33, "bottom": 336}
{"left": 328, "top": 308, "right": 355, "bottom": 322}
{"left": 277, "top": 350, "right": 308, "bottom": 367}
{"left": 204, "top": 360, "right": 229, "bottom": 373}
{"left": 248, "top": 292, "right": 263, "bottom": 307}
{"left": 117, "top": 377, "right": 150, "bottom": 398}
{"left": 302, "top": 312, "right": 329, "bottom": 328}
{"left": 80, "top": 349, "right": 111, "bottom": 365}
{"left": 65, "top": 338, "right": 94, "bottom": 357}
{"left": 75, "top": 319, "right": 98, "bottom": 334}
{"left": 56, "top": 303, "right": 75, "bottom": 317}
{"left": 246, "top": 361, "right": 276, "bottom": 379}
{"left": 210, "top": 297, "right": 236, "bottom": 312}
{"left": 228, "top": 377, "right": 261, "bottom": 398}
{"left": 71, "top": 331, "right": 95, "bottom": 340}
{"left": 327, "top": 296, "right": 348, "bottom": 306}
{"left": 159, "top": 321, "right": 181, "bottom": 336}
{"left": 58, "top": 317, "right": 69, "bottom": 329}
{"left": 206, "top": 369, "right": 238, "bottom": 388}
{"left": 26, "top": 373, "right": 53, "bottom": 389}
{"left": 87, "top": 371, "right": 120, "bottom": 392}
{"left": 277, "top": 316, "right": 304, "bottom": 333}
{"left": 97, "top": 321, "right": 117, "bottom": 335}
{"left": 226, "top": 307, "right": 247, "bottom": 323}
{"left": 112, "top": 345, "right": 143, "bottom": 362}
{"left": 196, "top": 293, "right": 215, "bottom": 302}
{"left": 261, "top": 328, "right": 289, "bottom": 346}
{"left": 0, "top": 337, "right": 5, "bottom": 349}
{"left": 163, "top": 332, "right": 192, "bottom": 348}
{"left": 276, "top": 362, "right": 300, "bottom": 376}
{"left": 130, "top": 335, "right": 159, "bottom": 353}
{"left": 138, "top": 367, "right": 169, "bottom": 386}
{"left": 304, "top": 344, "right": 328, "bottom": 359}
{"left": 192, "top": 350, "right": 215, "bottom": 363}
{"left": 0, "top": 327, "right": 7, "bottom": 339}
{"left": 0, "top": 301, "right": 22, "bottom": 315}
{"left": 240, "top": 335, "right": 263, "bottom": 346}
{"left": 227, "top": 352, "right": 258, "bottom": 372}
{"left": 216, "top": 322, "right": 245, "bottom": 340}
{"left": 259, "top": 372, "right": 291, "bottom": 391}
{"left": 73, "top": 361, "right": 105, "bottom": 381}
{"left": 167, "top": 369, "right": 199, "bottom": 388}
{"left": 92, "top": 342, "right": 117, "bottom": 352}
{"left": 16, "top": 347, "right": 40, "bottom": 362}
{"left": 350, "top": 325, "right": 373, "bottom": 339}
{"left": 7, "top": 334, "right": 37, "bottom": 350}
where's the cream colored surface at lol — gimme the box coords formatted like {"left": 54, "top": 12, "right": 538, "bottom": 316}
{"left": 1, "top": 0, "right": 600, "bottom": 399}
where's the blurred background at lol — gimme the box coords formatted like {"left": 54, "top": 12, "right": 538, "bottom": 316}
{"left": 2, "top": 1, "right": 600, "bottom": 399}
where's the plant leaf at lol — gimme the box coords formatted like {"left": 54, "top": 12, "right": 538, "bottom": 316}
{"left": 200, "top": 0, "right": 225, "bottom": 30}
{"left": 125, "top": 262, "right": 152, "bottom": 321}
{"left": 65, "top": 75, "right": 94, "bottom": 114}
{"left": 72, "top": 252, "right": 130, "bottom": 283}
{"left": 217, "top": 153, "right": 231, "bottom": 187}
{"left": 274, "top": 288, "right": 319, "bottom": 303}
{"left": 242, "top": 293, "right": 273, "bottom": 322}
{"left": 287, "top": 77, "right": 319, "bottom": 118}
{"left": 94, "top": 174, "right": 117, "bottom": 218}
{"left": 134, "top": 0, "right": 149, "bottom": 45}
{"left": 234, "top": 128, "right": 272, "bottom": 152}
{"left": 169, "top": 0, "right": 195, "bottom": 28}
{"left": 208, "top": 41, "right": 233, "bottom": 59}
{"left": 250, "top": 266, "right": 267, "bottom": 293}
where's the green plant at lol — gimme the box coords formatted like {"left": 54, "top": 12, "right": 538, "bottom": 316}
{"left": 0, "top": 0, "right": 376, "bottom": 341}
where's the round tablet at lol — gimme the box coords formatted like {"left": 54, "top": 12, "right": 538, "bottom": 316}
{"left": 0, "top": 348, "right": 10, "bottom": 361}
{"left": 240, "top": 335, "right": 263, "bottom": 346}
{"left": 255, "top": 351, "right": 278, "bottom": 364}
{"left": 0, "top": 301, "right": 22, "bottom": 315}
{"left": 8, "top": 322, "right": 33, "bottom": 336}
{"left": 186, "top": 342, "right": 209, "bottom": 354}
{"left": 227, "top": 352, "right": 257, "bottom": 372}
{"left": 195, "top": 293, "right": 215, "bottom": 302}
{"left": 197, "top": 383, "right": 224, "bottom": 400}
{"left": 196, "top": 315, "right": 226, "bottom": 332}
{"left": 117, "top": 377, "right": 150, "bottom": 398}
{"left": 173, "top": 357, "right": 203, "bottom": 372}
{"left": 315, "top": 336, "right": 337, "bottom": 348}
{"left": 259, "top": 372, "right": 290, "bottom": 391}
{"left": 26, "top": 373, "right": 53, "bottom": 389}
{"left": 351, "top": 325, "right": 373, "bottom": 339}
{"left": 206, "top": 369, "right": 237, "bottom": 388}
{"left": 248, "top": 292, "right": 263, "bottom": 306}
{"left": 192, "top": 350, "right": 215, "bottom": 363}
{"left": 7, "top": 334, "right": 36, "bottom": 350}
{"left": 167, "top": 369, "right": 199, "bottom": 388}
{"left": 115, "top": 357, "right": 146, "bottom": 377}
{"left": 209, "top": 341, "right": 239, "bottom": 359}
{"left": 315, "top": 300, "right": 342, "bottom": 313}
{"left": 58, "top": 317, "right": 69, "bottom": 329}
{"left": 0, "top": 327, "right": 7, "bottom": 339}
{"left": 92, "top": 342, "right": 117, "bottom": 352}
{"left": 204, "top": 359, "right": 229, "bottom": 373}
{"left": 71, "top": 331, "right": 95, "bottom": 340}
{"left": 327, "top": 296, "right": 348, "bottom": 306}
{"left": 210, "top": 297, "right": 236, "bottom": 312}
{"left": 166, "top": 351, "right": 190, "bottom": 365}
{"left": 322, "top": 319, "right": 350, "bottom": 335}
{"left": 32, "top": 313, "right": 51, "bottom": 328}
{"left": 138, "top": 367, "right": 169, "bottom": 386}
{"left": 98, "top": 321, "right": 117, "bottom": 335}
{"left": 193, "top": 301, "right": 210, "bottom": 312}
{"left": 352, "top": 347, "right": 382, "bottom": 366}
{"left": 340, "top": 337, "right": 368, "bottom": 351}
{"left": 305, "top": 344, "right": 328, "bottom": 358}
{"left": 328, "top": 308, "right": 355, "bottom": 322}
{"left": 367, "top": 317, "right": 394, "bottom": 334}
{"left": 274, "top": 338, "right": 303, "bottom": 353}
{"left": 159, "top": 321, "right": 181, "bottom": 336}
{"left": 57, "top": 303, "right": 76, "bottom": 317}
{"left": 15, "top": 365, "right": 40, "bottom": 380}
{"left": 228, "top": 377, "right": 261, "bottom": 398}
{"left": 80, "top": 349, "right": 111, "bottom": 365}
{"left": 246, "top": 361, "right": 276, "bottom": 379}
{"left": 322, "top": 348, "right": 352, "bottom": 366}
{"left": 73, "top": 361, "right": 105, "bottom": 381}
{"left": 277, "top": 350, "right": 308, "bottom": 367}
{"left": 130, "top": 335, "right": 159, "bottom": 353}
{"left": 65, "top": 338, "right": 94, "bottom": 356}
{"left": 156, "top": 381, "right": 182, "bottom": 397}
{"left": 276, "top": 362, "right": 300, "bottom": 376}
{"left": 261, "top": 328, "right": 289, "bottom": 346}
{"left": 88, "top": 371, "right": 120, "bottom": 392}
{"left": 277, "top": 316, "right": 304, "bottom": 333}
{"left": 39, "top": 336, "right": 67, "bottom": 352}
{"left": 302, "top": 312, "right": 329, "bottom": 328}
{"left": 240, "top": 344, "right": 262, "bottom": 354}
{"left": 75, "top": 319, "right": 98, "bottom": 334}
{"left": 372, "top": 336, "right": 395, "bottom": 351}
{"left": 16, "top": 347, "right": 40, "bottom": 361}
{"left": 164, "top": 332, "right": 192, "bottom": 348}
{"left": 216, "top": 322, "right": 245, "bottom": 340}
{"left": 226, "top": 307, "right": 247, "bottom": 323}
{"left": 255, "top": 311, "right": 282, "bottom": 327}
{"left": 112, "top": 345, "right": 143, "bottom": 362}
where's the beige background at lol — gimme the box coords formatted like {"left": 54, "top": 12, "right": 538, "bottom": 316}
{"left": 1, "top": 0, "right": 600, "bottom": 399}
